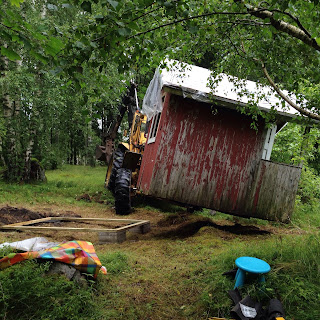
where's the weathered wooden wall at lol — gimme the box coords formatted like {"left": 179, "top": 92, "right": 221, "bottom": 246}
{"left": 139, "top": 93, "right": 265, "bottom": 211}
{"left": 138, "top": 92, "right": 301, "bottom": 222}
{"left": 245, "top": 160, "right": 301, "bottom": 222}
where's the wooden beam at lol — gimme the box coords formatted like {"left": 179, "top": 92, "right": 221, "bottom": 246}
{"left": 50, "top": 217, "right": 141, "bottom": 223}
{"left": 0, "top": 225, "right": 120, "bottom": 232}
{"left": 2, "top": 217, "right": 52, "bottom": 227}
{"left": 0, "top": 217, "right": 150, "bottom": 234}
{"left": 115, "top": 221, "right": 150, "bottom": 231}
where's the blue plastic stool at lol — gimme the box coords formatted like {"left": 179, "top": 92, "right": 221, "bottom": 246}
{"left": 234, "top": 256, "right": 270, "bottom": 289}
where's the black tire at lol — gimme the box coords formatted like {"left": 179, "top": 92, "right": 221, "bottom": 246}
{"left": 114, "top": 168, "right": 132, "bottom": 215}
{"left": 107, "top": 146, "right": 126, "bottom": 193}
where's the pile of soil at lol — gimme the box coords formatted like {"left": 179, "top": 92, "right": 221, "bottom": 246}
{"left": 157, "top": 212, "right": 190, "bottom": 227}
{"left": 0, "top": 206, "right": 80, "bottom": 226}
{"left": 76, "top": 192, "right": 106, "bottom": 204}
{"left": 155, "top": 213, "right": 271, "bottom": 239}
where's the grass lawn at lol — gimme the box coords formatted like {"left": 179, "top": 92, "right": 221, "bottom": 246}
{"left": 0, "top": 165, "right": 319, "bottom": 320}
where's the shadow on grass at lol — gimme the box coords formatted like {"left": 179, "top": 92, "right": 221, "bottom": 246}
{"left": 132, "top": 194, "right": 184, "bottom": 213}
{"left": 155, "top": 217, "right": 271, "bottom": 239}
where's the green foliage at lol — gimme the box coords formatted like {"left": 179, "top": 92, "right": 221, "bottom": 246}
{"left": 41, "top": 151, "right": 59, "bottom": 170}
{"left": 0, "top": 46, "right": 21, "bottom": 61}
{"left": 271, "top": 123, "right": 303, "bottom": 165}
{"left": 271, "top": 122, "right": 320, "bottom": 207}
{"left": 293, "top": 200, "right": 320, "bottom": 228}
{"left": 0, "top": 0, "right": 128, "bottom": 181}
{"left": 272, "top": 123, "right": 320, "bottom": 167}
{"left": 0, "top": 259, "right": 100, "bottom": 320}
{"left": 9, "top": 0, "right": 24, "bottom": 7}
{"left": 0, "top": 62, "right": 126, "bottom": 181}
{"left": 297, "top": 166, "right": 320, "bottom": 204}
{"left": 1, "top": 0, "right": 320, "bottom": 181}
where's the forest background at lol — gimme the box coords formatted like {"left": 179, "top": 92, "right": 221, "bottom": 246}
{"left": 0, "top": 0, "right": 319, "bottom": 209}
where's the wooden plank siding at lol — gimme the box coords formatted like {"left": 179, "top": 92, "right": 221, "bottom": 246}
{"left": 139, "top": 93, "right": 263, "bottom": 211}
{"left": 138, "top": 92, "right": 301, "bottom": 222}
{"left": 245, "top": 160, "right": 301, "bottom": 222}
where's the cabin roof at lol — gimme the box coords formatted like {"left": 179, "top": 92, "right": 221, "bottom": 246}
{"left": 142, "top": 60, "right": 301, "bottom": 120}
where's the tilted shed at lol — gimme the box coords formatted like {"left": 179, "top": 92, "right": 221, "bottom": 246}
{"left": 137, "top": 61, "right": 302, "bottom": 222}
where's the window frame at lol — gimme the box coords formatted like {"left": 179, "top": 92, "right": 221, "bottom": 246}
{"left": 261, "top": 124, "right": 277, "bottom": 160}
{"left": 147, "top": 112, "right": 162, "bottom": 144}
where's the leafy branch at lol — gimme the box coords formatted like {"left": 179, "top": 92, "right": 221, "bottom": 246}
{"left": 267, "top": 8, "right": 312, "bottom": 38}
{"left": 127, "top": 10, "right": 251, "bottom": 39}
{"left": 255, "top": 58, "right": 320, "bottom": 121}
{"left": 246, "top": 5, "right": 320, "bottom": 51}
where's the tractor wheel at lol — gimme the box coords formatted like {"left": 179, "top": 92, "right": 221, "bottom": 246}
{"left": 106, "top": 147, "right": 126, "bottom": 193}
{"left": 114, "top": 168, "right": 132, "bottom": 215}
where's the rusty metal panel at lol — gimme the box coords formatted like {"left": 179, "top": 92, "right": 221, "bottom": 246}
{"left": 246, "top": 160, "right": 301, "bottom": 222}
{"left": 147, "top": 94, "right": 266, "bottom": 212}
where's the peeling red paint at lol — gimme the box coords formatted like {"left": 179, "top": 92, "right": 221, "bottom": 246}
{"left": 140, "top": 93, "right": 264, "bottom": 207}
{"left": 138, "top": 92, "right": 301, "bottom": 221}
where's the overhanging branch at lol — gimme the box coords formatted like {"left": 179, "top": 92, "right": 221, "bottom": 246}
{"left": 247, "top": 6, "right": 320, "bottom": 52}
{"left": 254, "top": 58, "right": 320, "bottom": 121}
{"left": 128, "top": 10, "right": 250, "bottom": 39}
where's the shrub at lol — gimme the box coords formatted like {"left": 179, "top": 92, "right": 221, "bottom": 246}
{"left": 41, "top": 152, "right": 60, "bottom": 170}
{"left": 297, "top": 166, "right": 320, "bottom": 204}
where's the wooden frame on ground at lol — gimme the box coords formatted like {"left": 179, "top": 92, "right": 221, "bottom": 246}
{"left": 0, "top": 217, "right": 151, "bottom": 243}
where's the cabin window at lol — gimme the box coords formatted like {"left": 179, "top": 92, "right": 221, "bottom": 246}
{"left": 147, "top": 112, "right": 161, "bottom": 144}
{"left": 262, "top": 124, "right": 277, "bottom": 160}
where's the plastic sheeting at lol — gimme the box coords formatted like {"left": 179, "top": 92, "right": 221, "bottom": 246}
{"left": 142, "top": 68, "right": 164, "bottom": 120}
{"left": 0, "top": 237, "right": 58, "bottom": 252}
{"left": 141, "top": 59, "right": 299, "bottom": 120}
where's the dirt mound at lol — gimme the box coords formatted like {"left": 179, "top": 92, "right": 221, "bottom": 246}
{"left": 76, "top": 194, "right": 92, "bottom": 202}
{"left": 156, "top": 215, "right": 271, "bottom": 239}
{"left": 0, "top": 206, "right": 80, "bottom": 225}
{"left": 76, "top": 192, "right": 105, "bottom": 204}
{"left": 157, "top": 212, "right": 190, "bottom": 227}
{"left": 158, "top": 219, "right": 214, "bottom": 238}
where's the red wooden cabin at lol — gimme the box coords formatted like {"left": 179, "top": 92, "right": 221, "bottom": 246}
{"left": 137, "top": 61, "right": 302, "bottom": 222}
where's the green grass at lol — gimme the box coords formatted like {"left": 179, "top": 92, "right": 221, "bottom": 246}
{"left": 93, "top": 233, "right": 320, "bottom": 320}
{"left": 0, "top": 165, "right": 319, "bottom": 319}
{"left": 1, "top": 233, "right": 320, "bottom": 320}
{"left": 99, "top": 251, "right": 130, "bottom": 275}
{"left": 199, "top": 234, "right": 320, "bottom": 319}
{"left": 291, "top": 199, "right": 320, "bottom": 229}
{"left": 0, "top": 165, "right": 114, "bottom": 206}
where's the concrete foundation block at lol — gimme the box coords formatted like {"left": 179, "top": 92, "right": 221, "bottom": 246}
{"left": 128, "top": 222, "right": 151, "bottom": 234}
{"left": 99, "top": 230, "right": 126, "bottom": 243}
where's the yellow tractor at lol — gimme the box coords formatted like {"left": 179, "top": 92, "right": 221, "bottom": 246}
{"left": 96, "top": 84, "right": 147, "bottom": 214}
